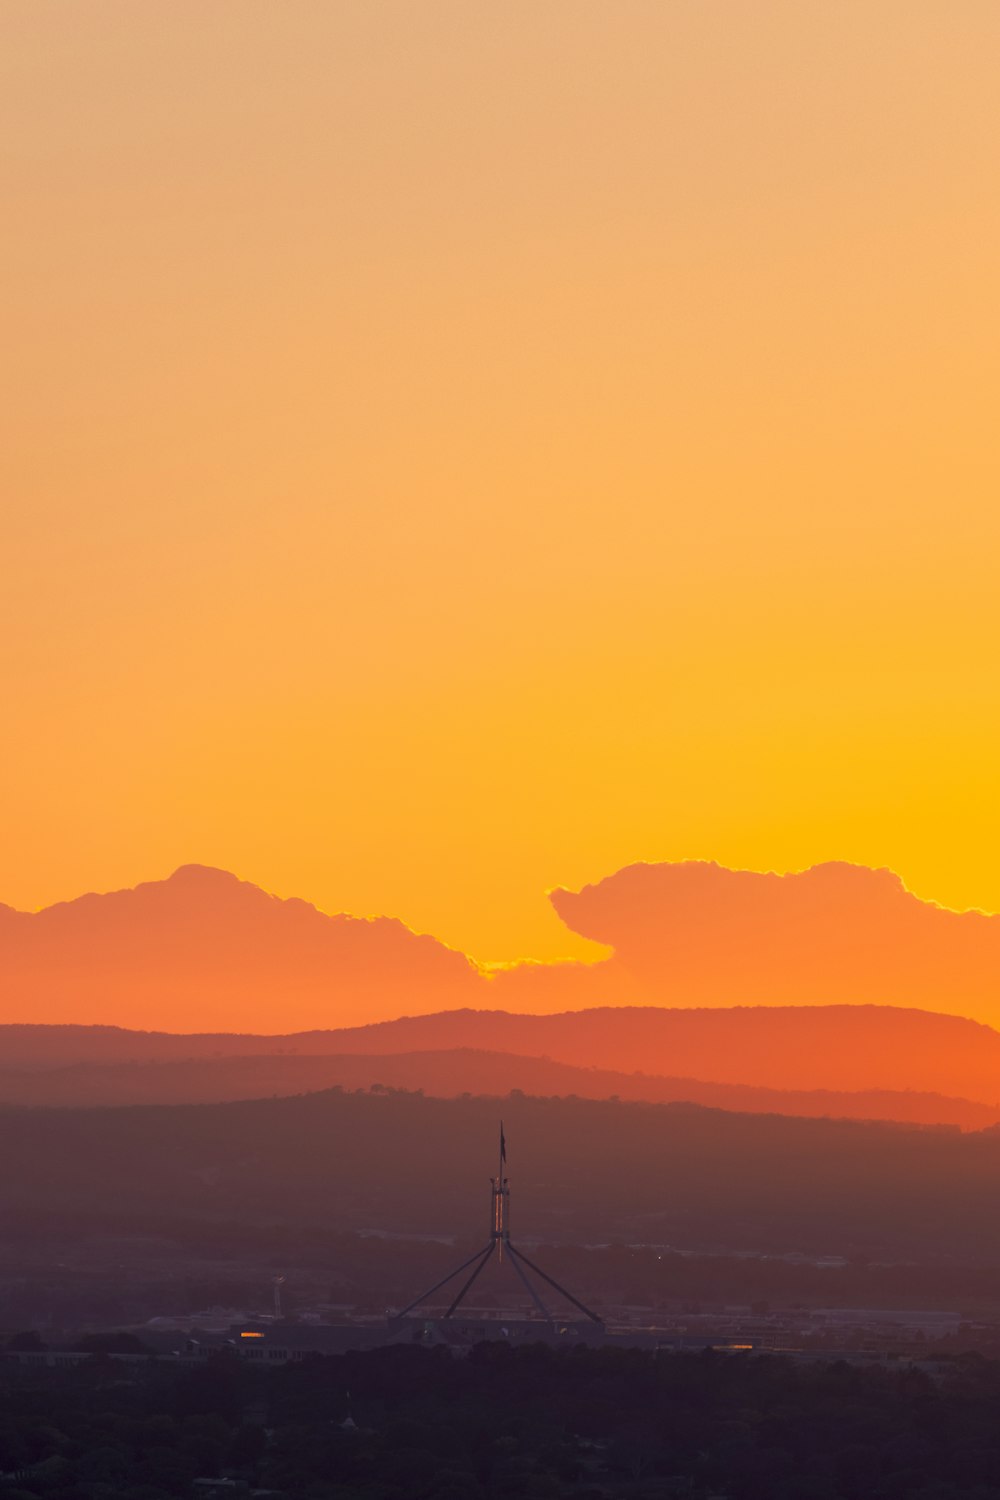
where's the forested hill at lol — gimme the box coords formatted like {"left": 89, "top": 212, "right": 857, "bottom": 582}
{"left": 4, "top": 1088, "right": 1000, "bottom": 1262}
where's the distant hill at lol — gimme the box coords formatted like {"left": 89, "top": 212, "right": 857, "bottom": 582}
{"left": 4, "top": 1089, "right": 1000, "bottom": 1263}
{"left": 293, "top": 1004, "right": 1000, "bottom": 1102}
{"left": 4, "top": 859, "right": 1000, "bottom": 1031}
{"left": 4, "top": 1002, "right": 997, "bottom": 1103}
{"left": 0, "top": 1044, "right": 995, "bottom": 1130}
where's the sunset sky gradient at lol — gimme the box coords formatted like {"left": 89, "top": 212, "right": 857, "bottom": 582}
{"left": 4, "top": 2, "right": 1000, "bottom": 963}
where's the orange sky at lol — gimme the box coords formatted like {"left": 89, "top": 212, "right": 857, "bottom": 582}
{"left": 3, "top": 2, "right": 1000, "bottom": 964}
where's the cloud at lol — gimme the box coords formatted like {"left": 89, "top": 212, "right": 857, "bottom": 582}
{"left": 5, "top": 858, "right": 1000, "bottom": 1033}
{"left": 0, "top": 864, "right": 480, "bottom": 1032}
{"left": 540, "top": 859, "right": 1000, "bottom": 1017}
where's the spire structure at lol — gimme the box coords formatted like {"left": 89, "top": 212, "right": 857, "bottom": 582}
{"left": 394, "top": 1123, "right": 602, "bottom": 1327}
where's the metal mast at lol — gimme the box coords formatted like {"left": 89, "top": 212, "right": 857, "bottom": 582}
{"left": 493, "top": 1119, "right": 508, "bottom": 1260}
{"left": 395, "top": 1123, "right": 602, "bottom": 1327}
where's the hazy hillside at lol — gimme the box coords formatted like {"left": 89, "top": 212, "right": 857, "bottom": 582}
{"left": 3, "top": 1090, "right": 999, "bottom": 1263}
{"left": 297, "top": 1004, "right": 1000, "bottom": 1101}
{"left": 3, "top": 1003, "right": 997, "bottom": 1102}
{"left": 0, "top": 1045, "right": 995, "bottom": 1129}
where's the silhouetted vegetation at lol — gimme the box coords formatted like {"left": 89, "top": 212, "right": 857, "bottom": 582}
{"left": 5, "top": 1342, "right": 1000, "bottom": 1498}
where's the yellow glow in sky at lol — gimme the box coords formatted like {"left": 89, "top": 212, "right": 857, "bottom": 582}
{"left": 3, "top": 2, "right": 1000, "bottom": 962}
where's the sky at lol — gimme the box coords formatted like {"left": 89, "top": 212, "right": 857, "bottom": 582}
{"left": 3, "top": 2, "right": 1000, "bottom": 965}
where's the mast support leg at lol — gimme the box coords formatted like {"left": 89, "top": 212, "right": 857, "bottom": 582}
{"left": 507, "top": 1244, "right": 603, "bottom": 1325}
{"left": 395, "top": 1243, "right": 494, "bottom": 1319}
{"left": 444, "top": 1245, "right": 496, "bottom": 1318}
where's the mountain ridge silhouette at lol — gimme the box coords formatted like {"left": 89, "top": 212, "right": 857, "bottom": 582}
{"left": 2, "top": 1003, "right": 999, "bottom": 1106}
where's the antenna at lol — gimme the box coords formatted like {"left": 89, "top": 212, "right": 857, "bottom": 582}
{"left": 394, "top": 1123, "right": 602, "bottom": 1327}
{"left": 273, "top": 1275, "right": 286, "bottom": 1320}
{"left": 493, "top": 1118, "right": 508, "bottom": 1261}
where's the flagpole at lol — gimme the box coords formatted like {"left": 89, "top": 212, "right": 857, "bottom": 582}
{"left": 393, "top": 1120, "right": 602, "bottom": 1330}
{"left": 498, "top": 1120, "right": 504, "bottom": 1261}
